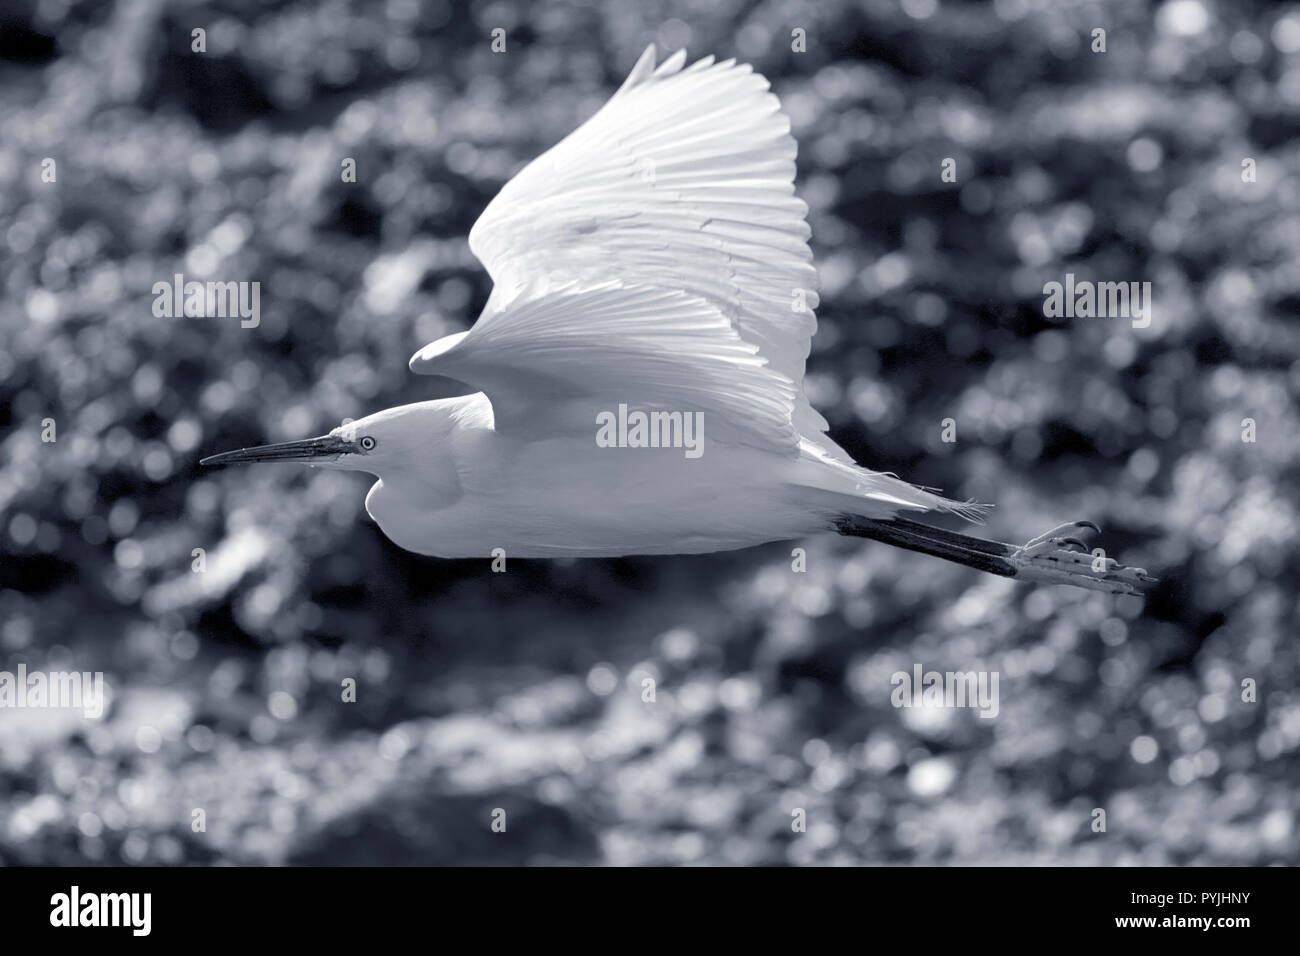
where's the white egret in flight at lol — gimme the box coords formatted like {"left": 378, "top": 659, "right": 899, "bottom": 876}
{"left": 204, "top": 46, "right": 1154, "bottom": 594}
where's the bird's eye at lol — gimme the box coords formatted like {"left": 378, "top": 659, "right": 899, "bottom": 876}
{"left": 359, "top": 436, "right": 376, "bottom": 451}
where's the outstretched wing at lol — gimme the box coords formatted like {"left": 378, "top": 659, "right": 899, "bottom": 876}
{"left": 411, "top": 45, "right": 834, "bottom": 454}
{"left": 416, "top": 279, "right": 799, "bottom": 449}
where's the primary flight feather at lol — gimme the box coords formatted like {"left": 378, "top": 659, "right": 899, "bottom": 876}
{"left": 203, "top": 46, "right": 1155, "bottom": 594}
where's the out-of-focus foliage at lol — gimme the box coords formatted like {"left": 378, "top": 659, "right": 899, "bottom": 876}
{"left": 0, "top": 0, "right": 1297, "bottom": 865}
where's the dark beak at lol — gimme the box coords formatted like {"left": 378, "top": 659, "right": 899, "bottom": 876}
{"left": 201, "top": 433, "right": 351, "bottom": 466}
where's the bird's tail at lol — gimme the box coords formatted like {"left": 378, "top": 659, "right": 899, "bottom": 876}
{"left": 792, "top": 437, "right": 990, "bottom": 524}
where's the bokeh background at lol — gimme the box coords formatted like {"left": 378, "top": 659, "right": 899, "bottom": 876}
{"left": 1, "top": 0, "right": 1298, "bottom": 866}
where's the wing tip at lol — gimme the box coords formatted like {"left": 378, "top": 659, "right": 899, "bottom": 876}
{"left": 655, "top": 48, "right": 689, "bottom": 77}
{"left": 620, "top": 46, "right": 767, "bottom": 97}
{"left": 618, "top": 44, "right": 659, "bottom": 95}
{"left": 618, "top": 45, "right": 692, "bottom": 93}
{"left": 409, "top": 330, "right": 470, "bottom": 374}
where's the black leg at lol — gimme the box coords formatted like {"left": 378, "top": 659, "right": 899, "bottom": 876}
{"left": 886, "top": 516, "right": 1016, "bottom": 557}
{"left": 834, "top": 516, "right": 1017, "bottom": 577}
{"left": 834, "top": 514, "right": 1158, "bottom": 594}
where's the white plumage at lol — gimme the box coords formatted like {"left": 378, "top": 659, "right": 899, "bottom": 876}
{"left": 203, "top": 47, "right": 1155, "bottom": 594}
{"left": 408, "top": 46, "right": 977, "bottom": 527}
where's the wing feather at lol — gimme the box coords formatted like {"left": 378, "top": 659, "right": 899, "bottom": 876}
{"left": 416, "top": 46, "right": 846, "bottom": 456}
{"left": 414, "top": 281, "right": 798, "bottom": 450}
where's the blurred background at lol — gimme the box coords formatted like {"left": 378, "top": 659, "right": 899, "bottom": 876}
{"left": 1, "top": 0, "right": 1298, "bottom": 866}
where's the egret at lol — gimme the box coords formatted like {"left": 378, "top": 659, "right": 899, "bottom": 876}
{"left": 203, "top": 46, "right": 1155, "bottom": 595}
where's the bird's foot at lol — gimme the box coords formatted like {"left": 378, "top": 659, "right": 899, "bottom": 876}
{"left": 1009, "top": 521, "right": 1158, "bottom": 595}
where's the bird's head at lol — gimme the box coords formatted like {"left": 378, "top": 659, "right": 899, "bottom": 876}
{"left": 200, "top": 401, "right": 457, "bottom": 477}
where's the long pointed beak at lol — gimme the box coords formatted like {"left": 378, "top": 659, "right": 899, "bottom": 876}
{"left": 201, "top": 434, "right": 351, "bottom": 466}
